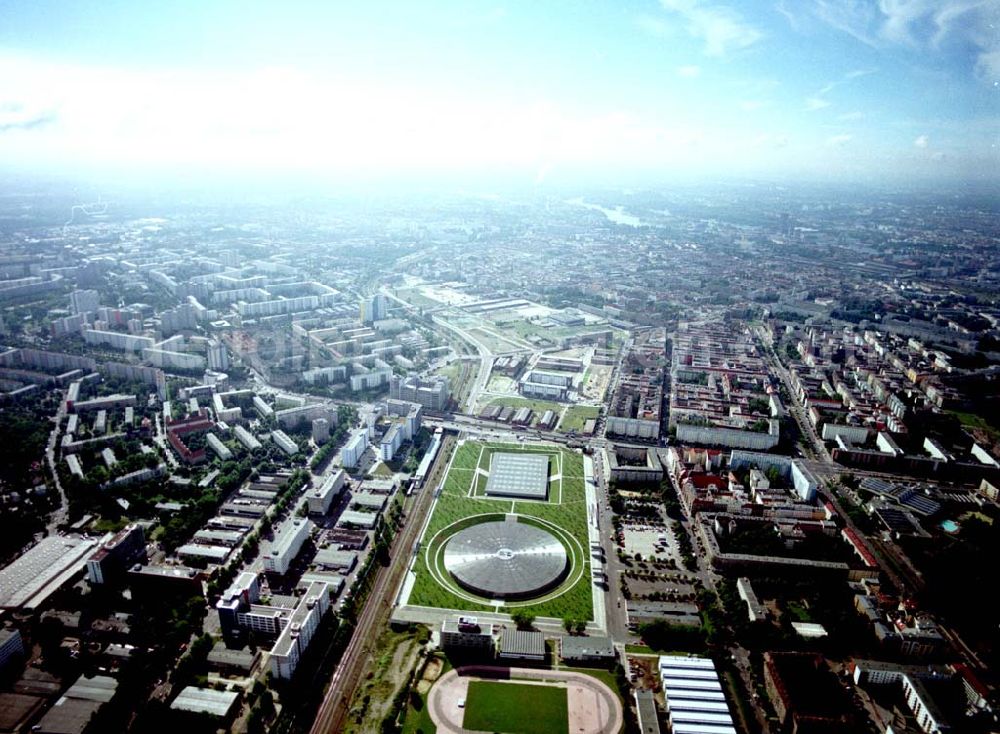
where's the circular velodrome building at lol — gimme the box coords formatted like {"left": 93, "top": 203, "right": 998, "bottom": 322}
{"left": 443, "top": 520, "right": 569, "bottom": 600}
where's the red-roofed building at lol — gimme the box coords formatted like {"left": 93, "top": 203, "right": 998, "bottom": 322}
{"left": 842, "top": 527, "right": 878, "bottom": 568}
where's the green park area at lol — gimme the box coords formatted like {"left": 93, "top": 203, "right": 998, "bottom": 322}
{"left": 558, "top": 405, "right": 600, "bottom": 433}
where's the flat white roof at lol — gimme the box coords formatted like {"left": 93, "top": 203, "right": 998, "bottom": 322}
{"left": 664, "top": 689, "right": 726, "bottom": 702}
{"left": 661, "top": 679, "right": 723, "bottom": 691}
{"left": 668, "top": 700, "right": 731, "bottom": 713}
{"left": 660, "top": 655, "right": 718, "bottom": 670}
{"left": 660, "top": 668, "right": 719, "bottom": 680}
{"left": 791, "top": 621, "right": 829, "bottom": 638}
{"left": 670, "top": 711, "right": 734, "bottom": 725}
{"left": 269, "top": 519, "right": 311, "bottom": 556}
{"left": 674, "top": 721, "right": 736, "bottom": 734}
{"left": 671, "top": 724, "right": 737, "bottom": 734}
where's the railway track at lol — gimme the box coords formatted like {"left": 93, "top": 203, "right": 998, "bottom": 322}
{"left": 309, "top": 435, "right": 454, "bottom": 734}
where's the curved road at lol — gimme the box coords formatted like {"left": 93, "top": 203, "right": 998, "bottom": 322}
{"left": 429, "top": 666, "right": 623, "bottom": 734}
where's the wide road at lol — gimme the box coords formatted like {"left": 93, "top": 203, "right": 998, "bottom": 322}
{"left": 431, "top": 314, "right": 494, "bottom": 413}
{"left": 309, "top": 435, "right": 455, "bottom": 734}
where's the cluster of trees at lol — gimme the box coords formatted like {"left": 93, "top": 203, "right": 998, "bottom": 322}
{"left": 720, "top": 522, "right": 849, "bottom": 564}
{"left": 668, "top": 520, "right": 696, "bottom": 571}
{"left": 638, "top": 619, "right": 707, "bottom": 653}
{"left": 660, "top": 479, "right": 682, "bottom": 520}
{"left": 400, "top": 426, "right": 433, "bottom": 473}
{"left": 0, "top": 397, "right": 52, "bottom": 487}
{"left": 81, "top": 441, "right": 162, "bottom": 487}
{"left": 309, "top": 405, "right": 357, "bottom": 470}
{"left": 541, "top": 285, "right": 607, "bottom": 311}
{"left": 900, "top": 513, "right": 1000, "bottom": 670}
{"left": 510, "top": 611, "right": 536, "bottom": 630}
{"left": 562, "top": 617, "right": 587, "bottom": 635}
{"left": 830, "top": 297, "right": 887, "bottom": 324}
{"left": 159, "top": 489, "right": 223, "bottom": 553}
{"left": 770, "top": 310, "right": 808, "bottom": 323}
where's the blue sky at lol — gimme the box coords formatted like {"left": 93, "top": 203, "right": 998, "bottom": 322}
{"left": 0, "top": 0, "right": 996, "bottom": 186}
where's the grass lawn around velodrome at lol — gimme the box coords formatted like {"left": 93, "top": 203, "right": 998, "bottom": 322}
{"left": 462, "top": 681, "right": 569, "bottom": 734}
{"left": 405, "top": 440, "right": 593, "bottom": 620}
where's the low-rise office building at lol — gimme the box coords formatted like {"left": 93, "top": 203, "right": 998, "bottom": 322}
{"left": 559, "top": 635, "right": 615, "bottom": 664}
{"left": 233, "top": 424, "right": 262, "bottom": 450}
{"left": 271, "top": 429, "right": 299, "bottom": 457}
{"left": 441, "top": 615, "right": 495, "bottom": 652}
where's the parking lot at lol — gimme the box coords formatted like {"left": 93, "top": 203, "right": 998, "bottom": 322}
{"left": 621, "top": 522, "right": 681, "bottom": 566}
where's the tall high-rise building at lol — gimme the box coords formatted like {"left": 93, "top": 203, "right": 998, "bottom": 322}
{"left": 160, "top": 303, "right": 198, "bottom": 334}
{"left": 389, "top": 374, "right": 450, "bottom": 410}
{"left": 372, "top": 293, "right": 387, "bottom": 321}
{"left": 360, "top": 293, "right": 388, "bottom": 324}
{"left": 86, "top": 524, "right": 146, "bottom": 585}
{"left": 207, "top": 340, "right": 229, "bottom": 371}
{"left": 69, "top": 289, "right": 100, "bottom": 315}
{"left": 312, "top": 418, "right": 330, "bottom": 444}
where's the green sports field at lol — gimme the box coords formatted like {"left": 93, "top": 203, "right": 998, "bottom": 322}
{"left": 462, "top": 680, "right": 568, "bottom": 734}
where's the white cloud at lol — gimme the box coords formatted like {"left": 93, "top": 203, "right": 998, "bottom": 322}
{"left": 805, "top": 97, "right": 831, "bottom": 111}
{"left": 774, "top": 1, "right": 800, "bottom": 30}
{"left": 740, "top": 100, "right": 766, "bottom": 111}
{"left": 812, "top": 0, "right": 1000, "bottom": 82}
{"left": 636, "top": 15, "right": 671, "bottom": 37}
{"left": 837, "top": 111, "right": 865, "bottom": 121}
{"left": 914, "top": 134, "right": 929, "bottom": 148}
{"left": 658, "top": 0, "right": 763, "bottom": 57}
{"left": 752, "top": 133, "right": 789, "bottom": 148}
{"left": 975, "top": 49, "right": 1000, "bottom": 82}
{"left": 677, "top": 65, "right": 701, "bottom": 78}
{"left": 826, "top": 133, "right": 853, "bottom": 146}
{"left": 804, "top": 69, "right": 875, "bottom": 112}
{"left": 811, "top": 0, "right": 881, "bottom": 47}
{"left": 844, "top": 68, "right": 876, "bottom": 80}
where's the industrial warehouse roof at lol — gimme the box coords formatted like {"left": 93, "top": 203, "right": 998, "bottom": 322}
{"left": 498, "top": 629, "right": 545, "bottom": 658}
{"left": 484, "top": 452, "right": 550, "bottom": 500}
{"left": 170, "top": 686, "right": 240, "bottom": 718}
{"left": 313, "top": 548, "right": 357, "bottom": 569}
{"left": 0, "top": 536, "right": 98, "bottom": 610}
{"left": 338, "top": 510, "right": 379, "bottom": 529}
{"left": 659, "top": 656, "right": 735, "bottom": 734}
{"left": 64, "top": 675, "right": 118, "bottom": 703}
{"left": 34, "top": 675, "right": 119, "bottom": 734}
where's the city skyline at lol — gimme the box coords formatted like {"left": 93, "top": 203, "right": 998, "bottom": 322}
{"left": 0, "top": 0, "right": 997, "bottom": 186}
